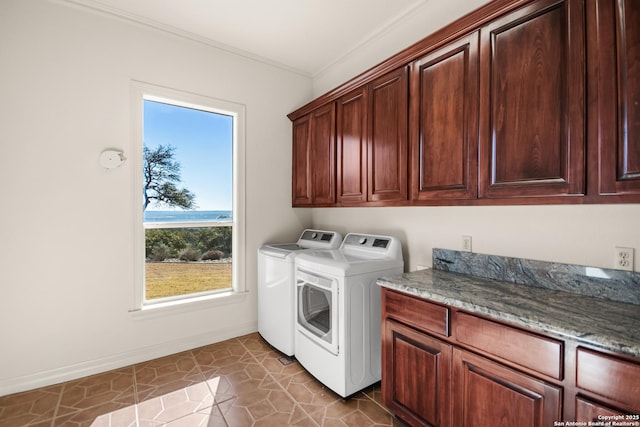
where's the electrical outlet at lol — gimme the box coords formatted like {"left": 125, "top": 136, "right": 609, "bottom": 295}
{"left": 462, "top": 235, "right": 472, "bottom": 252}
{"left": 614, "top": 247, "right": 634, "bottom": 271}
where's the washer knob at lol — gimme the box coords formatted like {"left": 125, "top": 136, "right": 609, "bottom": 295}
{"left": 311, "top": 232, "right": 318, "bottom": 239}
{"left": 358, "top": 237, "right": 368, "bottom": 245}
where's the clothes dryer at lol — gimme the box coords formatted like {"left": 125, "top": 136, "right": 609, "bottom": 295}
{"left": 294, "top": 233, "right": 404, "bottom": 397}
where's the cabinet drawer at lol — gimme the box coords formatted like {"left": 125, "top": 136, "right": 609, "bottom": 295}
{"left": 576, "top": 348, "right": 640, "bottom": 410}
{"left": 453, "top": 311, "right": 563, "bottom": 379}
{"left": 383, "top": 289, "right": 449, "bottom": 337}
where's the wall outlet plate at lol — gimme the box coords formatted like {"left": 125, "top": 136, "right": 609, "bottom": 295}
{"left": 614, "top": 247, "right": 634, "bottom": 271}
{"left": 462, "top": 235, "right": 472, "bottom": 252}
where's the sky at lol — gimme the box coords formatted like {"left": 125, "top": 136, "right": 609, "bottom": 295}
{"left": 143, "top": 99, "right": 233, "bottom": 211}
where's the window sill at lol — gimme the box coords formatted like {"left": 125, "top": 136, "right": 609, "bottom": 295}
{"left": 129, "top": 290, "right": 248, "bottom": 320}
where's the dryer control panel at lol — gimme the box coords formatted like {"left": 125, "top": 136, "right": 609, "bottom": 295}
{"left": 341, "top": 234, "right": 403, "bottom": 261}
{"left": 344, "top": 234, "right": 390, "bottom": 249}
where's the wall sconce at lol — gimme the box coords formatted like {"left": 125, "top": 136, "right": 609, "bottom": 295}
{"left": 99, "top": 149, "right": 126, "bottom": 169}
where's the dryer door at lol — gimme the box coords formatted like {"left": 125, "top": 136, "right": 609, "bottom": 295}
{"left": 296, "top": 269, "right": 339, "bottom": 355}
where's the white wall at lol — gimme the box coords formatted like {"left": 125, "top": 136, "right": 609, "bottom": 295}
{"left": 0, "top": 0, "right": 312, "bottom": 395}
{"left": 312, "top": 205, "right": 640, "bottom": 272}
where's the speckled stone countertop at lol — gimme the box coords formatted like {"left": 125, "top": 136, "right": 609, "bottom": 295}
{"left": 378, "top": 268, "right": 640, "bottom": 359}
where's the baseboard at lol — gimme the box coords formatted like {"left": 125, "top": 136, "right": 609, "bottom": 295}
{"left": 0, "top": 322, "right": 257, "bottom": 397}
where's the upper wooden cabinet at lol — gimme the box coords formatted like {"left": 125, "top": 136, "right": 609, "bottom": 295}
{"left": 368, "top": 68, "right": 409, "bottom": 203}
{"left": 478, "top": 0, "right": 585, "bottom": 199}
{"left": 291, "top": 103, "right": 336, "bottom": 206}
{"left": 337, "top": 87, "right": 368, "bottom": 203}
{"left": 587, "top": 0, "right": 640, "bottom": 200}
{"left": 336, "top": 67, "right": 409, "bottom": 205}
{"left": 288, "top": 0, "right": 639, "bottom": 206}
{"left": 291, "top": 114, "right": 312, "bottom": 206}
{"left": 410, "top": 32, "right": 479, "bottom": 201}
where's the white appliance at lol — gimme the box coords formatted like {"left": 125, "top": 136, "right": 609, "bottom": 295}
{"left": 258, "top": 229, "right": 342, "bottom": 356}
{"left": 294, "top": 233, "right": 404, "bottom": 397}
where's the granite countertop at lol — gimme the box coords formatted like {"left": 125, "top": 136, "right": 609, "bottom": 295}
{"left": 377, "top": 268, "right": 640, "bottom": 359}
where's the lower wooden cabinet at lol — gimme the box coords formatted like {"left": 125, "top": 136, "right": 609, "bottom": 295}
{"left": 381, "top": 288, "right": 640, "bottom": 426}
{"left": 575, "top": 397, "right": 626, "bottom": 421}
{"left": 382, "top": 317, "right": 561, "bottom": 426}
{"left": 452, "top": 348, "right": 561, "bottom": 426}
{"left": 382, "top": 319, "right": 452, "bottom": 427}
{"left": 575, "top": 347, "right": 640, "bottom": 413}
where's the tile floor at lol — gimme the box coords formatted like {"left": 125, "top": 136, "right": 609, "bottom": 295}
{"left": 0, "top": 333, "right": 405, "bottom": 426}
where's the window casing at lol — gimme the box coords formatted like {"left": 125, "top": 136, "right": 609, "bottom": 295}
{"left": 130, "top": 81, "right": 246, "bottom": 315}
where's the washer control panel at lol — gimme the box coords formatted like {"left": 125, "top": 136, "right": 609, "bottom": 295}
{"left": 298, "top": 230, "right": 343, "bottom": 248}
{"left": 301, "top": 230, "right": 337, "bottom": 242}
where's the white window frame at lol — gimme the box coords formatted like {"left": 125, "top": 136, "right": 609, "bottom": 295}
{"left": 129, "top": 81, "right": 247, "bottom": 317}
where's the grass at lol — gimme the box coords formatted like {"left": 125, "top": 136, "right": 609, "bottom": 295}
{"left": 145, "top": 261, "right": 232, "bottom": 300}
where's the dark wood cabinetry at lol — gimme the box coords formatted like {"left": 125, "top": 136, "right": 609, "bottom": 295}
{"left": 575, "top": 397, "right": 625, "bottom": 421}
{"left": 367, "top": 68, "right": 408, "bottom": 203}
{"left": 452, "top": 348, "right": 561, "bottom": 426}
{"left": 587, "top": 0, "right": 640, "bottom": 200}
{"left": 289, "top": 0, "right": 639, "bottom": 206}
{"left": 575, "top": 347, "right": 640, "bottom": 414}
{"left": 337, "top": 87, "right": 368, "bottom": 203}
{"left": 336, "top": 67, "right": 408, "bottom": 204}
{"left": 383, "top": 319, "right": 452, "bottom": 427}
{"left": 382, "top": 288, "right": 640, "bottom": 425}
{"left": 291, "top": 114, "right": 313, "bottom": 206}
{"left": 291, "top": 103, "right": 336, "bottom": 206}
{"left": 478, "top": 0, "right": 585, "bottom": 199}
{"left": 410, "top": 32, "right": 479, "bottom": 201}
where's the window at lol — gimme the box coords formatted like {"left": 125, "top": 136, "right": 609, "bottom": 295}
{"left": 131, "top": 82, "right": 246, "bottom": 313}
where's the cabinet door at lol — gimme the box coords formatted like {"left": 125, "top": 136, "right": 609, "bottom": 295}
{"left": 452, "top": 348, "right": 562, "bottom": 426}
{"left": 587, "top": 0, "right": 640, "bottom": 198}
{"left": 337, "top": 87, "right": 368, "bottom": 203}
{"left": 410, "top": 32, "right": 479, "bottom": 201}
{"left": 575, "top": 397, "right": 626, "bottom": 422}
{"left": 310, "top": 103, "right": 336, "bottom": 206}
{"left": 575, "top": 347, "right": 640, "bottom": 412}
{"left": 368, "top": 67, "right": 409, "bottom": 203}
{"left": 382, "top": 319, "right": 452, "bottom": 427}
{"left": 291, "top": 105, "right": 336, "bottom": 206}
{"left": 478, "top": 0, "right": 585, "bottom": 199}
{"left": 292, "top": 114, "right": 312, "bottom": 206}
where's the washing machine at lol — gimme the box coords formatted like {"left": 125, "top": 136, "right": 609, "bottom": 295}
{"left": 258, "top": 229, "right": 342, "bottom": 356}
{"left": 294, "top": 233, "right": 404, "bottom": 397}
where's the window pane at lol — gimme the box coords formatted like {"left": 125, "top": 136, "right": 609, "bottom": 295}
{"left": 142, "top": 99, "right": 233, "bottom": 301}
{"left": 145, "top": 226, "right": 232, "bottom": 299}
